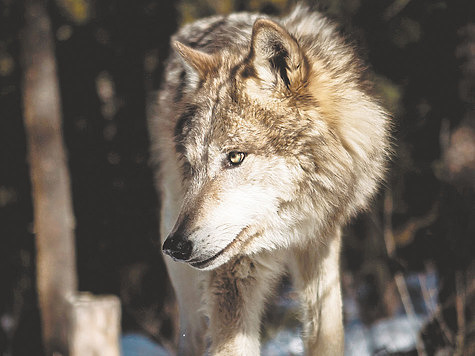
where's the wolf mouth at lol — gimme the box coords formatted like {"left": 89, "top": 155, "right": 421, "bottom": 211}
{"left": 188, "top": 225, "right": 255, "bottom": 269}
{"left": 189, "top": 248, "right": 225, "bottom": 269}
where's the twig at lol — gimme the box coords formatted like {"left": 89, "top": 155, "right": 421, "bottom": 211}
{"left": 453, "top": 271, "right": 466, "bottom": 356}
{"left": 418, "top": 266, "right": 455, "bottom": 346}
{"left": 383, "top": 189, "right": 426, "bottom": 355}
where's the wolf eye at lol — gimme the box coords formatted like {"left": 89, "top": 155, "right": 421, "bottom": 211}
{"left": 227, "top": 151, "right": 246, "bottom": 166}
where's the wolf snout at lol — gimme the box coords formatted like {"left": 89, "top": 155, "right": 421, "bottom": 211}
{"left": 162, "top": 233, "right": 193, "bottom": 261}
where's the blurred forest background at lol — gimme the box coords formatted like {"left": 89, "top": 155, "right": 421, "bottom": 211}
{"left": 0, "top": 0, "right": 473, "bottom": 355}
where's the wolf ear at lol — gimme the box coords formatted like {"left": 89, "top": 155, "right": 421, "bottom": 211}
{"left": 173, "top": 41, "right": 218, "bottom": 80}
{"left": 249, "top": 19, "right": 307, "bottom": 91}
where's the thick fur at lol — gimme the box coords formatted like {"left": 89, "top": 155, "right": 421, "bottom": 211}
{"left": 149, "top": 5, "right": 390, "bottom": 355}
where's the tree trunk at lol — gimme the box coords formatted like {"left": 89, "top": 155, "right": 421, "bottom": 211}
{"left": 21, "top": 1, "right": 123, "bottom": 354}
{"left": 21, "top": 0, "right": 77, "bottom": 354}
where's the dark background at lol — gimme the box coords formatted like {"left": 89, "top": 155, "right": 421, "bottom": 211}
{"left": 0, "top": 0, "right": 473, "bottom": 355}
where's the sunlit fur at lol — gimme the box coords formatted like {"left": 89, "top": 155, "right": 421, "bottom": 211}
{"left": 148, "top": 5, "right": 391, "bottom": 355}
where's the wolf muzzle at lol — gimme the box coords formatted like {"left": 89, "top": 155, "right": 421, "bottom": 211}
{"left": 162, "top": 232, "right": 193, "bottom": 261}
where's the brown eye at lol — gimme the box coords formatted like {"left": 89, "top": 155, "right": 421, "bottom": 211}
{"left": 228, "top": 151, "right": 245, "bottom": 166}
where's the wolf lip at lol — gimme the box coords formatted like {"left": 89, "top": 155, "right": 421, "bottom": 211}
{"left": 189, "top": 249, "right": 225, "bottom": 269}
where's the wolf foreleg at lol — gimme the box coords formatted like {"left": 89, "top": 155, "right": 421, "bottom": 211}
{"left": 205, "top": 255, "right": 283, "bottom": 356}
{"left": 291, "top": 229, "right": 344, "bottom": 356}
{"left": 164, "top": 260, "right": 207, "bottom": 356}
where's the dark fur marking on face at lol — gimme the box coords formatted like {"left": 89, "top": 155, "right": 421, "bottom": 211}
{"left": 174, "top": 70, "right": 187, "bottom": 103}
{"left": 240, "top": 64, "right": 256, "bottom": 79}
{"left": 180, "top": 160, "right": 192, "bottom": 181}
{"left": 228, "top": 64, "right": 248, "bottom": 103}
{"left": 174, "top": 104, "right": 198, "bottom": 152}
{"left": 229, "top": 64, "right": 240, "bottom": 81}
{"left": 228, "top": 84, "right": 239, "bottom": 104}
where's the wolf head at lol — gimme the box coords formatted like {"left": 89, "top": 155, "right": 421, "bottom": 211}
{"left": 162, "top": 16, "right": 390, "bottom": 270}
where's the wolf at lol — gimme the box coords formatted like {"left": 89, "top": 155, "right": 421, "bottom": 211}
{"left": 148, "top": 4, "right": 390, "bottom": 355}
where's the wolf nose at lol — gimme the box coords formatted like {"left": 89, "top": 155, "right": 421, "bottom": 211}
{"left": 162, "top": 235, "right": 193, "bottom": 261}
